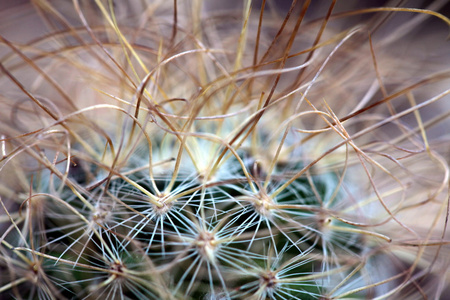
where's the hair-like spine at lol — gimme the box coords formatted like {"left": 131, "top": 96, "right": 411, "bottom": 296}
{"left": 0, "top": 0, "right": 449, "bottom": 299}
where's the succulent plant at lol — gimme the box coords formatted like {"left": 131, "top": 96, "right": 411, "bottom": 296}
{"left": 1, "top": 0, "right": 449, "bottom": 299}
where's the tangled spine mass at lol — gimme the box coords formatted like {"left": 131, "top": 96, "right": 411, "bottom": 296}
{"left": 0, "top": 0, "right": 449, "bottom": 299}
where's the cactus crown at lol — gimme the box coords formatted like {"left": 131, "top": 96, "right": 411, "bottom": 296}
{"left": 1, "top": 1, "right": 450, "bottom": 299}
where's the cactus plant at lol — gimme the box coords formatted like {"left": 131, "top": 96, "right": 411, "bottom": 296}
{"left": 1, "top": 0, "right": 450, "bottom": 299}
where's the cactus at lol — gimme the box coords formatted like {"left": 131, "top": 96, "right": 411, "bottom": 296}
{"left": 1, "top": 1, "right": 449, "bottom": 299}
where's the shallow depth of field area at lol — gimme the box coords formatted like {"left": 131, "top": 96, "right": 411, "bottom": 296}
{"left": 1, "top": 1, "right": 449, "bottom": 299}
